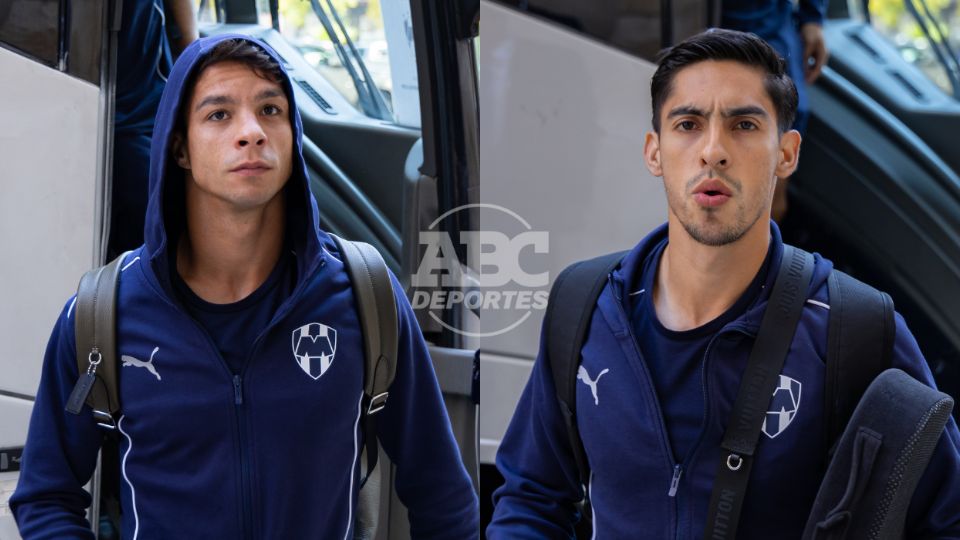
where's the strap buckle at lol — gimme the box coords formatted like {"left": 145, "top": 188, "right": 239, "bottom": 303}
{"left": 726, "top": 453, "right": 743, "bottom": 471}
{"left": 367, "top": 392, "right": 389, "bottom": 415}
{"left": 93, "top": 410, "right": 117, "bottom": 430}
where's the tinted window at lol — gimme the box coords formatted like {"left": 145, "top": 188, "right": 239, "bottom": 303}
{"left": 261, "top": 0, "right": 422, "bottom": 127}
{"left": 0, "top": 0, "right": 60, "bottom": 68}
{"left": 496, "top": 0, "right": 710, "bottom": 62}
{"left": 67, "top": 1, "right": 104, "bottom": 85}
{"left": 859, "top": 0, "right": 960, "bottom": 99}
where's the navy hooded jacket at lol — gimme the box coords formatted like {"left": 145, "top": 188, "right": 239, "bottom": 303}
{"left": 11, "top": 34, "right": 479, "bottom": 539}
{"left": 488, "top": 223, "right": 960, "bottom": 538}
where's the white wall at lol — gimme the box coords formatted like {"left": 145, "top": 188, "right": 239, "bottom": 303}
{"left": 0, "top": 45, "right": 102, "bottom": 526}
{"left": 478, "top": 1, "right": 668, "bottom": 463}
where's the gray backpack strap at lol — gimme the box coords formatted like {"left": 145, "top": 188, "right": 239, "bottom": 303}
{"left": 330, "top": 235, "right": 398, "bottom": 540}
{"left": 332, "top": 235, "right": 397, "bottom": 478}
{"left": 65, "top": 251, "right": 131, "bottom": 430}
{"left": 803, "top": 369, "right": 954, "bottom": 539}
{"left": 331, "top": 235, "right": 399, "bottom": 416}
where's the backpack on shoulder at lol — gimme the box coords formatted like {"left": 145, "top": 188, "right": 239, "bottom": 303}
{"left": 544, "top": 245, "right": 947, "bottom": 538}
{"left": 65, "top": 235, "right": 397, "bottom": 540}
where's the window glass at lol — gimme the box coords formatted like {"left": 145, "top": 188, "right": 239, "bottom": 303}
{"left": 0, "top": 0, "right": 60, "bottom": 68}
{"left": 259, "top": 0, "right": 421, "bottom": 127}
{"left": 195, "top": 0, "right": 220, "bottom": 24}
{"left": 865, "top": 0, "right": 960, "bottom": 97}
{"left": 496, "top": 0, "right": 707, "bottom": 62}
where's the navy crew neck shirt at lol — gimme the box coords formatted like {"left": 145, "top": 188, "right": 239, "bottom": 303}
{"left": 629, "top": 237, "right": 773, "bottom": 463}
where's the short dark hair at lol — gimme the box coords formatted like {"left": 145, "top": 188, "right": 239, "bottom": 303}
{"left": 190, "top": 38, "right": 285, "bottom": 88}
{"left": 650, "top": 29, "right": 798, "bottom": 134}
{"left": 174, "top": 39, "right": 286, "bottom": 144}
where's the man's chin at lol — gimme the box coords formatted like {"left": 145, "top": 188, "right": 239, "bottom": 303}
{"left": 679, "top": 218, "right": 750, "bottom": 247}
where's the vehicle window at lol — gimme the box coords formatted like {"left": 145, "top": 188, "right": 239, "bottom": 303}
{"left": 495, "top": 0, "right": 709, "bottom": 62}
{"left": 257, "top": 0, "right": 422, "bottom": 128}
{"left": 860, "top": 0, "right": 960, "bottom": 98}
{"left": 196, "top": 0, "right": 221, "bottom": 24}
{"left": 0, "top": 0, "right": 60, "bottom": 69}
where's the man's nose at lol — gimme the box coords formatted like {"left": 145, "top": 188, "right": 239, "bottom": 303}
{"left": 236, "top": 112, "right": 266, "bottom": 147}
{"left": 700, "top": 123, "right": 729, "bottom": 169}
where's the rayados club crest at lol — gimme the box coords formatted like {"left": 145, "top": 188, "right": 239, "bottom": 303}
{"left": 292, "top": 322, "right": 338, "bottom": 380}
{"left": 761, "top": 374, "right": 802, "bottom": 439}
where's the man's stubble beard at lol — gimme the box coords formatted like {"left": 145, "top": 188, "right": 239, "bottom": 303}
{"left": 664, "top": 169, "right": 772, "bottom": 247}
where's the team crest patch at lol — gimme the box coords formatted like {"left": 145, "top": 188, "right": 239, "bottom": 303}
{"left": 292, "top": 322, "right": 337, "bottom": 380}
{"left": 762, "top": 374, "right": 802, "bottom": 439}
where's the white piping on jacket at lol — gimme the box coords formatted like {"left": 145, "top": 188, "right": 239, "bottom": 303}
{"left": 117, "top": 416, "right": 141, "bottom": 540}
{"left": 121, "top": 256, "right": 141, "bottom": 272}
{"left": 153, "top": 1, "right": 168, "bottom": 82}
{"left": 343, "top": 390, "right": 364, "bottom": 540}
{"left": 589, "top": 471, "right": 596, "bottom": 540}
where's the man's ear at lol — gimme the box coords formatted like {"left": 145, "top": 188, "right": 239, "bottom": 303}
{"left": 775, "top": 129, "right": 801, "bottom": 179}
{"left": 644, "top": 131, "right": 662, "bottom": 177}
{"left": 171, "top": 132, "right": 191, "bottom": 170}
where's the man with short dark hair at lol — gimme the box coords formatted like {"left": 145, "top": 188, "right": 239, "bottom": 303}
{"left": 12, "top": 35, "right": 479, "bottom": 539}
{"left": 488, "top": 29, "right": 960, "bottom": 538}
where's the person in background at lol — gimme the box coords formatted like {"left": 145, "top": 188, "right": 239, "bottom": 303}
{"left": 110, "top": 0, "right": 197, "bottom": 258}
{"left": 722, "top": 0, "right": 828, "bottom": 221}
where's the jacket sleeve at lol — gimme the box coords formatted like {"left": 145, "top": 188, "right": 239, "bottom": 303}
{"left": 9, "top": 297, "right": 104, "bottom": 539}
{"left": 375, "top": 272, "right": 480, "bottom": 540}
{"left": 889, "top": 313, "right": 960, "bottom": 537}
{"left": 797, "top": 0, "right": 826, "bottom": 27}
{"left": 486, "top": 324, "right": 584, "bottom": 539}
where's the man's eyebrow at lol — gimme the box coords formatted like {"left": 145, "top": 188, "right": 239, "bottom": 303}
{"left": 193, "top": 89, "right": 286, "bottom": 112}
{"left": 723, "top": 106, "right": 768, "bottom": 118}
{"left": 194, "top": 95, "right": 234, "bottom": 112}
{"left": 667, "top": 105, "right": 769, "bottom": 119}
{"left": 255, "top": 88, "right": 285, "bottom": 101}
{"left": 667, "top": 105, "right": 706, "bottom": 119}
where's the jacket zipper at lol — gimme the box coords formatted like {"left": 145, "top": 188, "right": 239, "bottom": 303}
{"left": 609, "top": 275, "right": 759, "bottom": 540}
{"left": 180, "top": 316, "right": 277, "bottom": 540}
{"left": 233, "top": 374, "right": 253, "bottom": 540}
{"left": 162, "top": 253, "right": 327, "bottom": 539}
{"left": 609, "top": 275, "right": 684, "bottom": 539}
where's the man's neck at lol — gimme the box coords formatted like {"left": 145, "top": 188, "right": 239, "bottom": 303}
{"left": 177, "top": 189, "right": 286, "bottom": 305}
{"left": 652, "top": 216, "right": 770, "bottom": 331}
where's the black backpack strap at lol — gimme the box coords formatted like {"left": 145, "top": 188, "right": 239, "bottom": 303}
{"left": 66, "top": 251, "right": 131, "bottom": 430}
{"left": 330, "top": 235, "right": 398, "bottom": 490}
{"left": 704, "top": 245, "right": 815, "bottom": 540}
{"left": 824, "top": 270, "right": 896, "bottom": 454}
{"left": 545, "top": 250, "right": 627, "bottom": 492}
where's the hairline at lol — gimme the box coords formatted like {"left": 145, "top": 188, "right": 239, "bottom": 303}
{"left": 655, "top": 59, "right": 787, "bottom": 135}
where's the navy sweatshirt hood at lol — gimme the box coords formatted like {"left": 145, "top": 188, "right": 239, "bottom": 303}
{"left": 144, "top": 34, "right": 323, "bottom": 296}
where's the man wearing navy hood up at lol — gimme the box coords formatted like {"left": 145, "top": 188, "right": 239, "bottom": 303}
{"left": 488, "top": 29, "right": 960, "bottom": 538}
{"left": 12, "top": 35, "right": 479, "bottom": 539}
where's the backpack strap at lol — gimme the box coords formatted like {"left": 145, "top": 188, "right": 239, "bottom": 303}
{"left": 704, "top": 245, "right": 815, "bottom": 540}
{"left": 824, "top": 270, "right": 896, "bottom": 454}
{"left": 329, "top": 234, "right": 398, "bottom": 488}
{"left": 545, "top": 250, "right": 627, "bottom": 493}
{"left": 66, "top": 251, "right": 131, "bottom": 430}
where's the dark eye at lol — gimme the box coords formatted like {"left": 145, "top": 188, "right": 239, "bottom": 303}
{"left": 736, "top": 120, "right": 757, "bottom": 130}
{"left": 263, "top": 104, "right": 282, "bottom": 115}
{"left": 678, "top": 120, "right": 697, "bottom": 131}
{"left": 207, "top": 110, "right": 227, "bottom": 121}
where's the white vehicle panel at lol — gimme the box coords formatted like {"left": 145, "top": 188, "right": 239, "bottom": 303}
{"left": 0, "top": 48, "right": 101, "bottom": 400}
{"left": 479, "top": 1, "right": 666, "bottom": 460}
